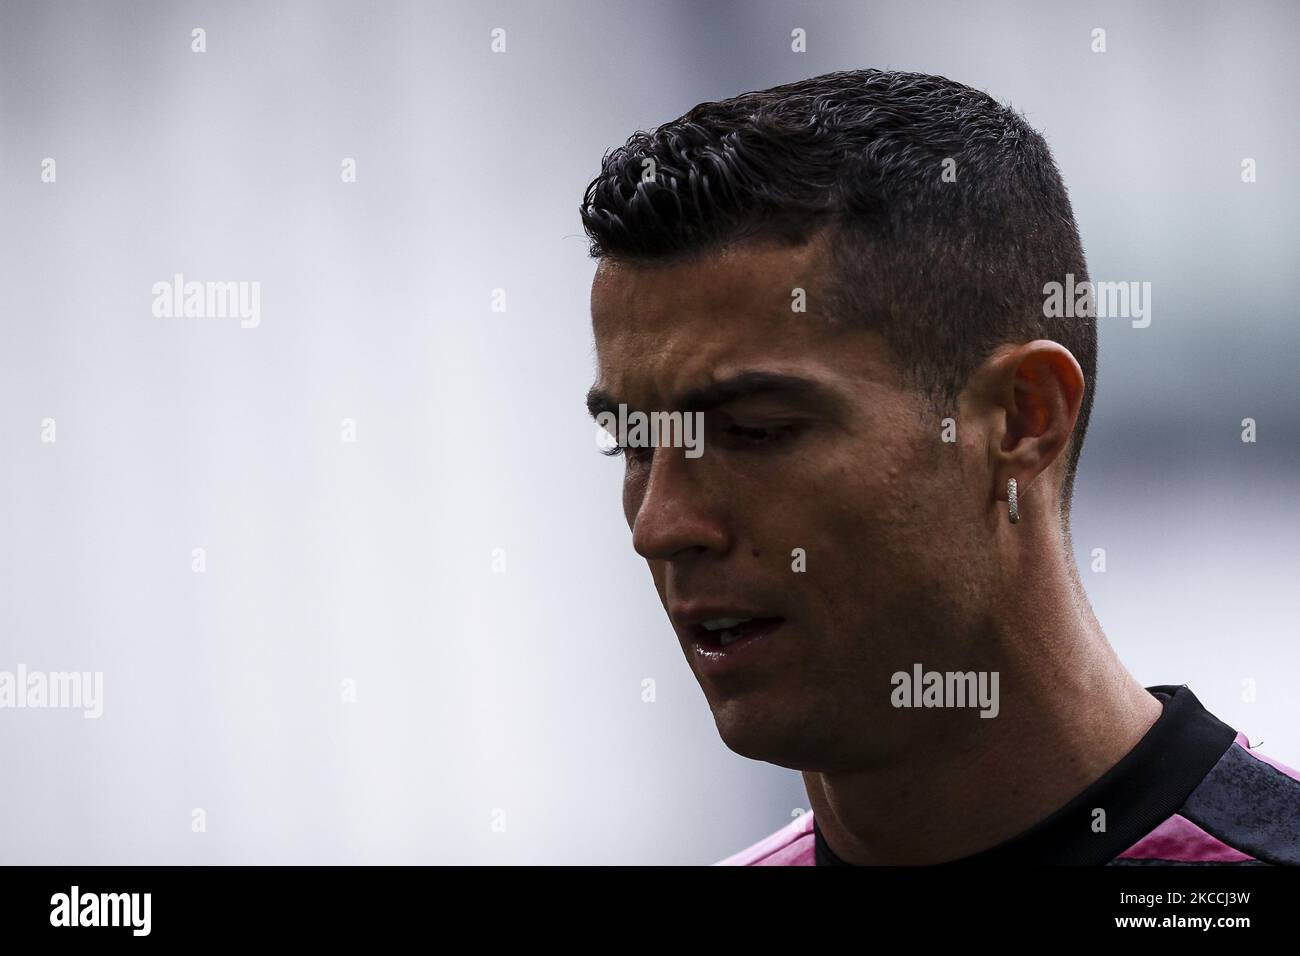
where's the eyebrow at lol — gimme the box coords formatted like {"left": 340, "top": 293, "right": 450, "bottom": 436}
{"left": 586, "top": 371, "right": 837, "bottom": 419}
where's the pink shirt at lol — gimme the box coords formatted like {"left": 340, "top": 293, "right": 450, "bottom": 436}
{"left": 716, "top": 686, "right": 1300, "bottom": 866}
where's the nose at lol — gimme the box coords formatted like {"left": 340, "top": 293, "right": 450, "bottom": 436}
{"left": 629, "top": 447, "right": 730, "bottom": 562}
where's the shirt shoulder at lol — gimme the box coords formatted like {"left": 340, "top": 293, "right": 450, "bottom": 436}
{"left": 1114, "top": 731, "right": 1300, "bottom": 865}
{"left": 714, "top": 811, "right": 816, "bottom": 866}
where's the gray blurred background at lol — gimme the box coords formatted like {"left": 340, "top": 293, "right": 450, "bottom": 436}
{"left": 0, "top": 0, "right": 1296, "bottom": 864}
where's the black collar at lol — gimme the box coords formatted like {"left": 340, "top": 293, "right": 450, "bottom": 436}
{"left": 813, "top": 684, "right": 1238, "bottom": 865}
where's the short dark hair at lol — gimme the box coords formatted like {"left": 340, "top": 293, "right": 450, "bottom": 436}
{"left": 580, "top": 68, "right": 1096, "bottom": 518}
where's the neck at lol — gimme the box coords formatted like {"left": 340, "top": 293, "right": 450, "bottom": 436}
{"left": 804, "top": 539, "right": 1162, "bottom": 865}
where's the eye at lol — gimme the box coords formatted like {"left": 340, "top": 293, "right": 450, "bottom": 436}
{"left": 726, "top": 424, "right": 779, "bottom": 442}
{"left": 718, "top": 422, "right": 801, "bottom": 448}
{"left": 600, "top": 443, "right": 653, "bottom": 465}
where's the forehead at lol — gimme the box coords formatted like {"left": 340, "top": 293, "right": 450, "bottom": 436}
{"left": 589, "top": 236, "right": 897, "bottom": 405}
{"left": 591, "top": 237, "right": 824, "bottom": 339}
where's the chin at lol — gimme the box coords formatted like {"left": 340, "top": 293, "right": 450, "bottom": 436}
{"left": 710, "top": 699, "right": 818, "bottom": 771}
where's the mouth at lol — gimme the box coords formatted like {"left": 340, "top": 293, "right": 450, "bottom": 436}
{"left": 696, "top": 616, "right": 784, "bottom": 647}
{"left": 675, "top": 610, "right": 787, "bottom": 675}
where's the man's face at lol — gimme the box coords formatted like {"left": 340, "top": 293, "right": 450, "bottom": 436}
{"left": 589, "top": 237, "right": 992, "bottom": 772}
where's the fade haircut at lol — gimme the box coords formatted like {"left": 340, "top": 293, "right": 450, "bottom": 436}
{"left": 579, "top": 68, "right": 1096, "bottom": 519}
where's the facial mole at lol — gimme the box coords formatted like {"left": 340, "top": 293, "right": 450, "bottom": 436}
{"left": 751, "top": 548, "right": 760, "bottom": 558}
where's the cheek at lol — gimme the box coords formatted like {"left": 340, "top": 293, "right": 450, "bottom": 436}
{"left": 786, "top": 441, "right": 927, "bottom": 566}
